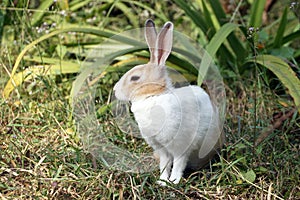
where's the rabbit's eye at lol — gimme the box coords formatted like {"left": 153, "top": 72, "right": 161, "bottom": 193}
{"left": 130, "top": 75, "right": 140, "bottom": 81}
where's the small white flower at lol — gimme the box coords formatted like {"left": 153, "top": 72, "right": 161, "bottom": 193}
{"left": 60, "top": 10, "right": 67, "bottom": 17}
{"left": 290, "top": 2, "right": 299, "bottom": 9}
{"left": 248, "top": 27, "right": 254, "bottom": 32}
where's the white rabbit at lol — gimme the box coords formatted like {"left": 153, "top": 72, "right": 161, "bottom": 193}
{"left": 113, "top": 19, "right": 223, "bottom": 185}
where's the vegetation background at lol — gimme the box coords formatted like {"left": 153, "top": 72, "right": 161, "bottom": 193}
{"left": 0, "top": 0, "right": 299, "bottom": 199}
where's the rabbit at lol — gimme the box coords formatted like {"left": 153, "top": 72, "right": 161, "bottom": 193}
{"left": 113, "top": 19, "right": 223, "bottom": 186}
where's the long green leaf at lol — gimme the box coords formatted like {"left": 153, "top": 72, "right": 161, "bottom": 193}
{"left": 122, "top": 0, "right": 168, "bottom": 21}
{"left": 206, "top": 23, "right": 239, "bottom": 56}
{"left": 175, "top": 0, "right": 246, "bottom": 66}
{"left": 207, "top": 0, "right": 226, "bottom": 24}
{"left": 207, "top": 0, "right": 247, "bottom": 62}
{"left": 273, "top": 7, "right": 288, "bottom": 48}
{"left": 173, "top": 0, "right": 209, "bottom": 36}
{"left": 23, "top": 56, "right": 79, "bottom": 66}
{"left": 249, "top": 0, "right": 267, "bottom": 27}
{"left": 198, "top": 23, "right": 239, "bottom": 85}
{"left": 69, "top": 0, "right": 93, "bottom": 11}
{"left": 250, "top": 55, "right": 300, "bottom": 112}
{"left": 281, "top": 30, "right": 300, "bottom": 45}
{"left": 201, "top": 0, "right": 216, "bottom": 36}
{"left": 115, "top": 2, "right": 138, "bottom": 28}
{"left": 30, "top": 0, "right": 54, "bottom": 26}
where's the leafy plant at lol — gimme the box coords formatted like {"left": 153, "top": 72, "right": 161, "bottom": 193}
{"left": 173, "top": 0, "right": 300, "bottom": 112}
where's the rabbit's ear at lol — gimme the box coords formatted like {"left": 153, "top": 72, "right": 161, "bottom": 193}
{"left": 156, "top": 22, "right": 173, "bottom": 66}
{"left": 145, "top": 19, "right": 157, "bottom": 64}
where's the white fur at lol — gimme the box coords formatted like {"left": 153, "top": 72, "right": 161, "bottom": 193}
{"left": 130, "top": 86, "right": 219, "bottom": 185}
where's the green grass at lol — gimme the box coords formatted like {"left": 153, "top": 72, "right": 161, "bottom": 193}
{"left": 1, "top": 69, "right": 299, "bottom": 199}
{"left": 1, "top": 0, "right": 300, "bottom": 199}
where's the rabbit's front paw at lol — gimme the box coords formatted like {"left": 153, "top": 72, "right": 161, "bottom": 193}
{"left": 157, "top": 176, "right": 170, "bottom": 186}
{"left": 169, "top": 177, "right": 181, "bottom": 184}
{"left": 156, "top": 177, "right": 180, "bottom": 186}
{"left": 156, "top": 180, "right": 168, "bottom": 186}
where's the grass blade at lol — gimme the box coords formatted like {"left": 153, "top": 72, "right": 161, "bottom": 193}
{"left": 69, "top": 0, "right": 93, "bottom": 11}
{"left": 173, "top": 0, "right": 209, "bottom": 36}
{"left": 273, "top": 7, "right": 288, "bottom": 48}
{"left": 208, "top": 0, "right": 247, "bottom": 62}
{"left": 206, "top": 23, "right": 239, "bottom": 56}
{"left": 201, "top": 0, "right": 216, "bottom": 35}
{"left": 57, "top": 0, "right": 69, "bottom": 10}
{"left": 122, "top": 0, "right": 168, "bottom": 21}
{"left": 281, "top": 29, "right": 300, "bottom": 45}
{"left": 115, "top": 2, "right": 138, "bottom": 28}
{"left": 198, "top": 23, "right": 239, "bottom": 85}
{"left": 0, "top": 0, "right": 8, "bottom": 43}
{"left": 30, "top": 0, "right": 54, "bottom": 26}
{"left": 249, "top": 0, "right": 267, "bottom": 27}
{"left": 207, "top": 0, "right": 226, "bottom": 24}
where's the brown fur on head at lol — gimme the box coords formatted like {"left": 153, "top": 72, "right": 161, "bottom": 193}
{"left": 113, "top": 19, "right": 174, "bottom": 102}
